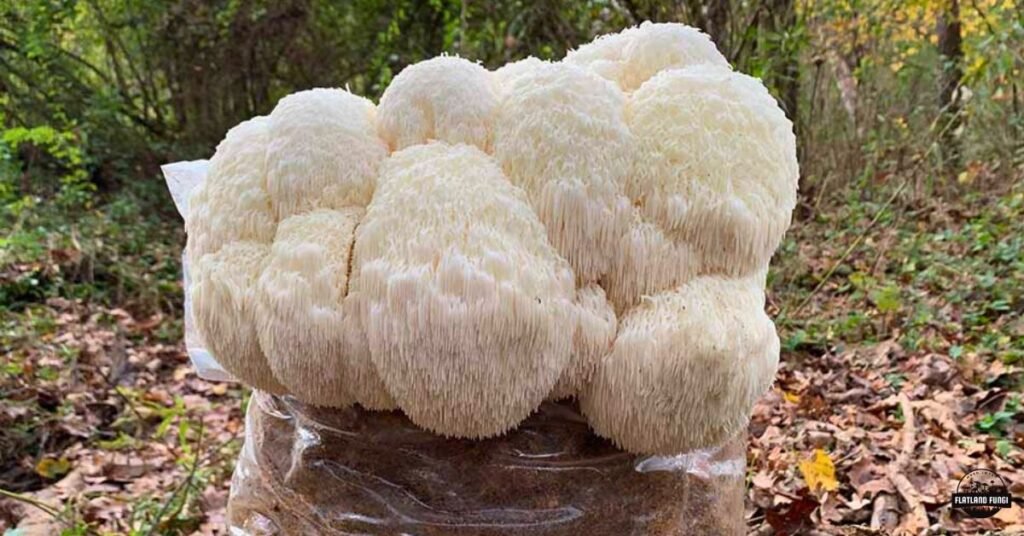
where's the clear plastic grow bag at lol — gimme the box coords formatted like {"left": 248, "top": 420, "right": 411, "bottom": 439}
{"left": 226, "top": 391, "right": 746, "bottom": 535}
{"left": 162, "top": 160, "right": 235, "bottom": 382}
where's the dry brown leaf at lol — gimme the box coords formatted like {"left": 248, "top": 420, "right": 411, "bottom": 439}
{"left": 994, "top": 503, "right": 1024, "bottom": 525}
{"left": 752, "top": 471, "right": 776, "bottom": 489}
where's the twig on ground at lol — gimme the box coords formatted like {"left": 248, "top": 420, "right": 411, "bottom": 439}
{"left": 887, "top": 471, "right": 928, "bottom": 530}
{"left": 0, "top": 487, "right": 63, "bottom": 520}
{"left": 90, "top": 351, "right": 147, "bottom": 431}
{"left": 895, "top": 393, "right": 916, "bottom": 467}
{"left": 886, "top": 393, "right": 928, "bottom": 530}
{"left": 829, "top": 387, "right": 871, "bottom": 403}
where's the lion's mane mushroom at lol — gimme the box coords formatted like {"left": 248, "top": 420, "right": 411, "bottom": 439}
{"left": 191, "top": 241, "right": 285, "bottom": 394}
{"left": 494, "top": 61, "right": 634, "bottom": 282}
{"left": 255, "top": 208, "right": 394, "bottom": 410}
{"left": 610, "top": 64, "right": 798, "bottom": 309}
{"left": 351, "top": 142, "right": 576, "bottom": 438}
{"left": 181, "top": 21, "right": 798, "bottom": 456}
{"left": 186, "top": 117, "right": 276, "bottom": 262}
{"left": 266, "top": 88, "right": 384, "bottom": 219}
{"left": 492, "top": 56, "right": 545, "bottom": 95}
{"left": 565, "top": 21, "right": 728, "bottom": 92}
{"left": 187, "top": 117, "right": 281, "bottom": 393}
{"left": 377, "top": 56, "right": 499, "bottom": 152}
{"left": 550, "top": 283, "right": 617, "bottom": 400}
{"left": 187, "top": 88, "right": 392, "bottom": 408}
{"left": 581, "top": 275, "right": 780, "bottom": 455}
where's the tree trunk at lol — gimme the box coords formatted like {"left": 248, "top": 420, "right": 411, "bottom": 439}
{"left": 770, "top": 0, "right": 799, "bottom": 126}
{"left": 705, "top": 0, "right": 730, "bottom": 52}
{"left": 828, "top": 51, "right": 859, "bottom": 136}
{"left": 936, "top": 0, "right": 964, "bottom": 169}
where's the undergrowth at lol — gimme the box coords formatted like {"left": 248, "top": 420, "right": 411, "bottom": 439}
{"left": 772, "top": 179, "right": 1024, "bottom": 369}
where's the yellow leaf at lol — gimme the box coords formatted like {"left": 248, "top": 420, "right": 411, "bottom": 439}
{"left": 799, "top": 449, "right": 839, "bottom": 493}
{"left": 783, "top": 391, "right": 801, "bottom": 404}
{"left": 35, "top": 457, "right": 71, "bottom": 479}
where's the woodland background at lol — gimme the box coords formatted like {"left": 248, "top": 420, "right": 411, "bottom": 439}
{"left": 0, "top": 1, "right": 1022, "bottom": 534}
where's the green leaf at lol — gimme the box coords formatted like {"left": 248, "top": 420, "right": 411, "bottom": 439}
{"left": 996, "top": 439, "right": 1014, "bottom": 459}
{"left": 976, "top": 414, "right": 997, "bottom": 431}
{"left": 871, "top": 285, "right": 902, "bottom": 313}
{"left": 783, "top": 330, "right": 807, "bottom": 352}
{"left": 884, "top": 373, "right": 906, "bottom": 388}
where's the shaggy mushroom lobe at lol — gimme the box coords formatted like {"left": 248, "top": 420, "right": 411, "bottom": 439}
{"left": 353, "top": 142, "right": 576, "bottom": 438}
{"left": 626, "top": 64, "right": 798, "bottom": 280}
{"left": 494, "top": 61, "right": 635, "bottom": 283}
{"left": 378, "top": 56, "right": 499, "bottom": 152}
{"left": 582, "top": 275, "right": 780, "bottom": 454}
{"left": 566, "top": 21, "right": 729, "bottom": 92}
{"left": 188, "top": 89, "right": 394, "bottom": 408}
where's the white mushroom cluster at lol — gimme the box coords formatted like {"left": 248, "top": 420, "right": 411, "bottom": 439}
{"left": 185, "top": 21, "right": 798, "bottom": 455}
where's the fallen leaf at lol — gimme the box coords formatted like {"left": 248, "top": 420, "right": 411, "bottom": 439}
{"left": 800, "top": 448, "right": 840, "bottom": 493}
{"left": 843, "top": 495, "right": 871, "bottom": 510}
{"left": 2, "top": 404, "right": 30, "bottom": 420}
{"left": 35, "top": 457, "right": 71, "bottom": 479}
{"left": 994, "top": 503, "right": 1024, "bottom": 525}
{"left": 766, "top": 494, "right": 819, "bottom": 534}
{"left": 134, "top": 313, "right": 164, "bottom": 331}
{"left": 173, "top": 366, "right": 191, "bottom": 382}
{"left": 104, "top": 461, "right": 156, "bottom": 482}
{"left": 858, "top": 478, "right": 895, "bottom": 496}
{"left": 752, "top": 471, "right": 775, "bottom": 489}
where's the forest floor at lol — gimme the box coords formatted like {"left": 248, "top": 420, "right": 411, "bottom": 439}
{"left": 0, "top": 179, "right": 1022, "bottom": 535}
{"left": 748, "top": 178, "right": 1024, "bottom": 534}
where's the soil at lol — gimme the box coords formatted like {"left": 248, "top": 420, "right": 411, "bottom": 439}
{"left": 227, "top": 392, "right": 746, "bottom": 535}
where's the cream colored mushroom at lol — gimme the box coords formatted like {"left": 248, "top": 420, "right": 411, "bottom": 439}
{"left": 265, "top": 88, "right": 386, "bottom": 220}
{"left": 492, "top": 56, "right": 546, "bottom": 95}
{"left": 566, "top": 21, "right": 729, "bottom": 92}
{"left": 377, "top": 56, "right": 499, "bottom": 152}
{"left": 185, "top": 117, "right": 275, "bottom": 262}
{"left": 351, "top": 142, "right": 576, "bottom": 438}
{"left": 191, "top": 241, "right": 286, "bottom": 394}
{"left": 581, "top": 275, "right": 780, "bottom": 455}
{"left": 601, "top": 63, "right": 797, "bottom": 311}
{"left": 185, "top": 117, "right": 280, "bottom": 392}
{"left": 254, "top": 208, "right": 395, "bottom": 409}
{"left": 494, "top": 61, "right": 634, "bottom": 282}
{"left": 187, "top": 88, "right": 391, "bottom": 404}
{"left": 603, "top": 211, "right": 700, "bottom": 313}
{"left": 626, "top": 64, "right": 798, "bottom": 280}
{"left": 549, "top": 283, "right": 617, "bottom": 400}
{"left": 177, "top": 24, "right": 797, "bottom": 453}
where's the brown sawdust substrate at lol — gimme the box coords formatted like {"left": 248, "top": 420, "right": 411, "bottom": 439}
{"left": 228, "top": 393, "right": 746, "bottom": 535}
